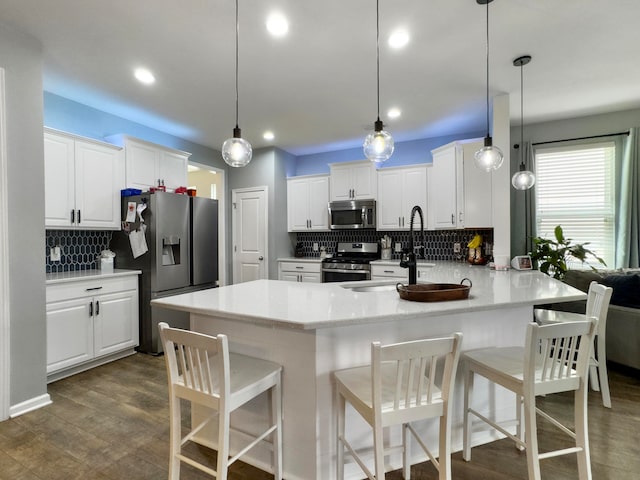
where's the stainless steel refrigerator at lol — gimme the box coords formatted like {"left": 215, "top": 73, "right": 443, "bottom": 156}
{"left": 110, "top": 191, "right": 218, "bottom": 353}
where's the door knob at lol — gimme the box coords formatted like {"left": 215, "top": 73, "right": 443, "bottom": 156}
{"left": 259, "top": 256, "right": 264, "bottom": 260}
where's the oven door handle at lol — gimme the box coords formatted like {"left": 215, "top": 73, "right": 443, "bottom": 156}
{"left": 321, "top": 268, "right": 370, "bottom": 275}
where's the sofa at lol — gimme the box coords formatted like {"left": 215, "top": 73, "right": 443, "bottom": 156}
{"left": 541, "top": 269, "right": 640, "bottom": 370}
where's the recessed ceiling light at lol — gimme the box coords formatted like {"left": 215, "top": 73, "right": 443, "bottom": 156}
{"left": 387, "top": 108, "right": 401, "bottom": 119}
{"left": 266, "top": 13, "right": 289, "bottom": 37}
{"left": 263, "top": 131, "right": 275, "bottom": 141}
{"left": 134, "top": 67, "right": 155, "bottom": 85}
{"left": 388, "top": 30, "right": 409, "bottom": 49}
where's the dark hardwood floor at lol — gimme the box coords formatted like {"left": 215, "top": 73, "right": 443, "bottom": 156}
{"left": 0, "top": 353, "right": 638, "bottom": 479}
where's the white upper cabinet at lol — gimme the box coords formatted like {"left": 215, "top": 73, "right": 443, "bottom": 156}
{"left": 44, "top": 128, "right": 124, "bottom": 230}
{"left": 428, "top": 139, "right": 492, "bottom": 229}
{"left": 377, "top": 165, "right": 428, "bottom": 230}
{"left": 108, "top": 135, "right": 190, "bottom": 192}
{"left": 330, "top": 161, "right": 377, "bottom": 201}
{"left": 287, "top": 175, "right": 329, "bottom": 232}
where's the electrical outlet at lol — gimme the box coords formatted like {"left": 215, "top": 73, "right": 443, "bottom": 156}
{"left": 395, "top": 242, "right": 402, "bottom": 253}
{"left": 50, "top": 246, "right": 61, "bottom": 262}
{"left": 313, "top": 242, "right": 319, "bottom": 252}
{"left": 453, "top": 242, "right": 461, "bottom": 253}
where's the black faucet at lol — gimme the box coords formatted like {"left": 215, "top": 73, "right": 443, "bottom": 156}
{"left": 400, "top": 205, "right": 424, "bottom": 284}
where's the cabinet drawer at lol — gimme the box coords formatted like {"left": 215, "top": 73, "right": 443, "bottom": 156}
{"left": 279, "top": 262, "right": 321, "bottom": 273}
{"left": 371, "top": 265, "right": 408, "bottom": 278}
{"left": 47, "top": 275, "right": 138, "bottom": 303}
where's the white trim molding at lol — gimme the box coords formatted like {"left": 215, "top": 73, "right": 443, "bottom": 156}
{"left": 0, "top": 68, "right": 11, "bottom": 421}
{"left": 9, "top": 394, "right": 52, "bottom": 418}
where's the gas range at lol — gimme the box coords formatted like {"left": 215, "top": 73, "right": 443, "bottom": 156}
{"left": 321, "top": 242, "right": 380, "bottom": 281}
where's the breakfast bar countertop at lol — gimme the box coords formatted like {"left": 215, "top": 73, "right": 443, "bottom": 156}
{"left": 151, "top": 262, "right": 585, "bottom": 330}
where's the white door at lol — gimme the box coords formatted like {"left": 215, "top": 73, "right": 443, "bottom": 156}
{"left": 232, "top": 187, "right": 268, "bottom": 284}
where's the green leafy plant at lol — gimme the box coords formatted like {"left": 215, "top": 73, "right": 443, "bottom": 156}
{"left": 530, "top": 225, "right": 606, "bottom": 279}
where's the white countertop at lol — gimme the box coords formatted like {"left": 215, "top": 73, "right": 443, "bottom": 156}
{"left": 371, "top": 259, "right": 436, "bottom": 267}
{"left": 46, "top": 268, "right": 141, "bottom": 285}
{"left": 151, "top": 262, "right": 586, "bottom": 330}
{"left": 277, "top": 257, "right": 322, "bottom": 263}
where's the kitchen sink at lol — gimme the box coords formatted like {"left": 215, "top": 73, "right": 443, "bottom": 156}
{"left": 344, "top": 284, "right": 398, "bottom": 293}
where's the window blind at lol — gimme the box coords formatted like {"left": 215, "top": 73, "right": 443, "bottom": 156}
{"left": 534, "top": 142, "right": 615, "bottom": 269}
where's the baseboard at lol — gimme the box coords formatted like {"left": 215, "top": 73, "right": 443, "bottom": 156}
{"left": 9, "top": 393, "right": 52, "bottom": 418}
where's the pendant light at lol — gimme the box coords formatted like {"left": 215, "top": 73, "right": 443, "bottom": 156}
{"left": 474, "top": 0, "right": 504, "bottom": 172}
{"left": 222, "top": 0, "right": 252, "bottom": 167}
{"left": 511, "top": 55, "right": 536, "bottom": 190}
{"left": 363, "top": 0, "right": 394, "bottom": 163}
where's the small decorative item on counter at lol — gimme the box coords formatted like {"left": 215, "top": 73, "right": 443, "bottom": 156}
{"left": 467, "top": 234, "right": 487, "bottom": 265}
{"left": 294, "top": 242, "right": 304, "bottom": 258}
{"left": 319, "top": 246, "right": 328, "bottom": 259}
{"left": 380, "top": 235, "right": 392, "bottom": 260}
{"left": 187, "top": 188, "right": 197, "bottom": 197}
{"left": 157, "top": 179, "right": 166, "bottom": 192}
{"left": 174, "top": 186, "right": 188, "bottom": 194}
{"left": 99, "top": 249, "right": 116, "bottom": 273}
{"left": 121, "top": 188, "right": 142, "bottom": 197}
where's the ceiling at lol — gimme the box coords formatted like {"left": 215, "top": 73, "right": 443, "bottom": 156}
{"left": 1, "top": 0, "right": 639, "bottom": 156}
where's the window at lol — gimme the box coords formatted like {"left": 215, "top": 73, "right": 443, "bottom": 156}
{"left": 534, "top": 142, "right": 615, "bottom": 269}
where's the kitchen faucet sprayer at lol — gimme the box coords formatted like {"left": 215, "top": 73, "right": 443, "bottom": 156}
{"left": 400, "top": 205, "right": 424, "bottom": 284}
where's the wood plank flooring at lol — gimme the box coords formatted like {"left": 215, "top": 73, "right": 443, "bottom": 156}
{"left": 0, "top": 353, "right": 638, "bottom": 479}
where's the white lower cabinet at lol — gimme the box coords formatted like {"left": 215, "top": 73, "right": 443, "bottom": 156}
{"left": 46, "top": 274, "right": 139, "bottom": 381}
{"left": 371, "top": 263, "right": 435, "bottom": 282}
{"left": 371, "top": 263, "right": 408, "bottom": 281}
{"left": 278, "top": 261, "right": 321, "bottom": 283}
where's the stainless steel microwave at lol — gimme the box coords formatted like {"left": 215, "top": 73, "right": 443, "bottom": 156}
{"left": 328, "top": 200, "right": 376, "bottom": 230}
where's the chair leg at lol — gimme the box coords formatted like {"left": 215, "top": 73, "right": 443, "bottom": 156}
{"left": 439, "top": 413, "right": 452, "bottom": 480}
{"left": 271, "top": 379, "right": 283, "bottom": 480}
{"left": 373, "top": 422, "right": 385, "bottom": 480}
{"left": 217, "top": 406, "right": 230, "bottom": 480}
{"left": 336, "top": 390, "right": 345, "bottom": 480}
{"left": 168, "top": 396, "right": 181, "bottom": 480}
{"left": 596, "top": 336, "right": 612, "bottom": 408}
{"left": 402, "top": 423, "right": 410, "bottom": 480}
{"left": 462, "top": 366, "right": 473, "bottom": 461}
{"left": 516, "top": 395, "right": 525, "bottom": 451}
{"left": 523, "top": 392, "right": 542, "bottom": 480}
{"left": 575, "top": 385, "right": 593, "bottom": 479}
{"left": 589, "top": 363, "right": 600, "bottom": 391}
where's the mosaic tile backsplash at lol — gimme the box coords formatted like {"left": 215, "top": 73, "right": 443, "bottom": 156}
{"left": 294, "top": 228, "right": 494, "bottom": 261}
{"left": 46, "top": 230, "right": 113, "bottom": 273}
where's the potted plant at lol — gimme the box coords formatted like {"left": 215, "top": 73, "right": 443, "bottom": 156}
{"left": 530, "top": 225, "right": 606, "bottom": 279}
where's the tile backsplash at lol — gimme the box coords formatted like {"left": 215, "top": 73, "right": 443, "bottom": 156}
{"left": 294, "top": 228, "right": 494, "bottom": 261}
{"left": 46, "top": 230, "right": 113, "bottom": 273}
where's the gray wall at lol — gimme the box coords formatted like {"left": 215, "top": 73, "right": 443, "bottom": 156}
{"left": 228, "top": 147, "right": 292, "bottom": 281}
{"left": 0, "top": 23, "right": 47, "bottom": 406}
{"left": 510, "top": 107, "right": 640, "bottom": 256}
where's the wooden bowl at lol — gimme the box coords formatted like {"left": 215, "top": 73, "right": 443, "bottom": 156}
{"left": 396, "top": 278, "right": 472, "bottom": 302}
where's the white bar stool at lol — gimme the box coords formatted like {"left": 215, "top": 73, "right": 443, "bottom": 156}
{"left": 158, "top": 322, "right": 283, "bottom": 480}
{"left": 334, "top": 332, "right": 462, "bottom": 480}
{"left": 463, "top": 319, "right": 597, "bottom": 480}
{"left": 535, "top": 281, "right": 613, "bottom": 407}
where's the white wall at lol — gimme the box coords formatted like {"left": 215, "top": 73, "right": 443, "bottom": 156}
{"left": 0, "top": 22, "right": 48, "bottom": 411}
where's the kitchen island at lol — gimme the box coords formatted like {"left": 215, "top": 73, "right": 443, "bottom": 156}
{"left": 152, "top": 262, "right": 586, "bottom": 480}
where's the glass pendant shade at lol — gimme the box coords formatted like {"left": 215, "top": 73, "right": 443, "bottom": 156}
{"left": 511, "top": 168, "right": 536, "bottom": 190}
{"left": 364, "top": 121, "right": 394, "bottom": 162}
{"left": 473, "top": 136, "right": 504, "bottom": 171}
{"left": 222, "top": 127, "right": 252, "bottom": 167}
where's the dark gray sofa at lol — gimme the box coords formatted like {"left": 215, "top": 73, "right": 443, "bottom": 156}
{"left": 544, "top": 269, "right": 640, "bottom": 370}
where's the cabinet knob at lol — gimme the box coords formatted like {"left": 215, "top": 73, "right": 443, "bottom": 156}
{"left": 451, "top": 214, "right": 455, "bottom": 224}
{"left": 259, "top": 256, "right": 264, "bottom": 261}
{"left": 71, "top": 209, "right": 75, "bottom": 224}
{"left": 77, "top": 209, "right": 81, "bottom": 224}
{"left": 95, "top": 300, "right": 100, "bottom": 316}
{"left": 89, "top": 301, "right": 93, "bottom": 317}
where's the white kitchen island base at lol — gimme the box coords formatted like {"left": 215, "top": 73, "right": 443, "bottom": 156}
{"left": 190, "top": 305, "right": 531, "bottom": 480}
{"left": 151, "top": 265, "right": 586, "bottom": 480}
